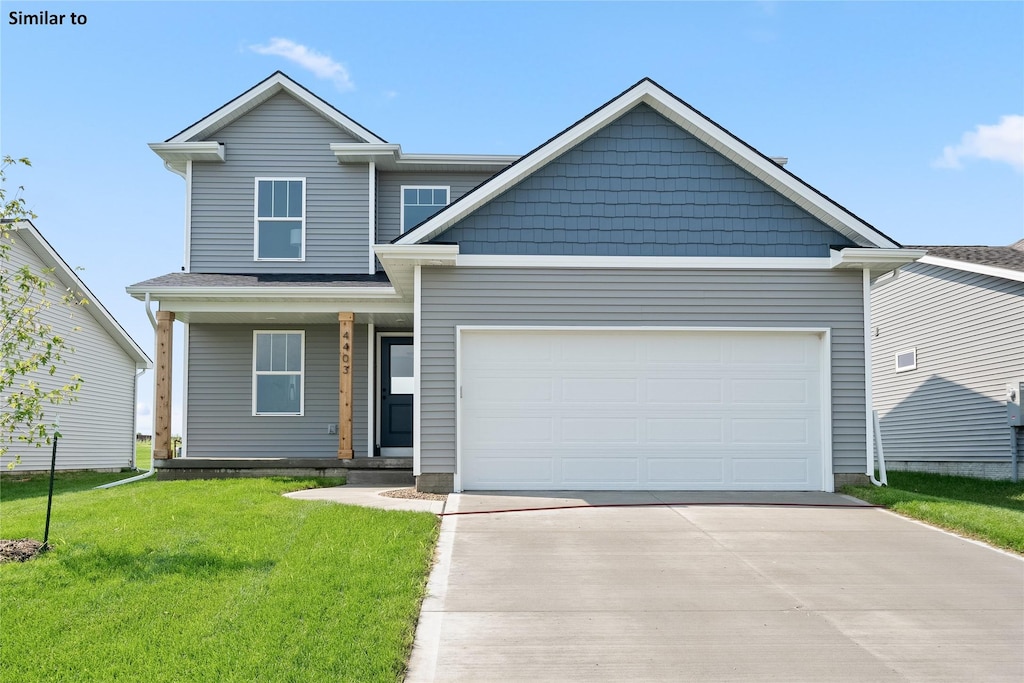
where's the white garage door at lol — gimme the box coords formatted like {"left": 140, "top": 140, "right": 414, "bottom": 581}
{"left": 459, "top": 329, "right": 827, "bottom": 491}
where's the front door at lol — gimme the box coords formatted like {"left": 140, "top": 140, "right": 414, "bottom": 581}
{"left": 380, "top": 336, "right": 413, "bottom": 455}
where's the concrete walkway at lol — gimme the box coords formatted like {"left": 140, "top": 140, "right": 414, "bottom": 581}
{"left": 407, "top": 491, "right": 1024, "bottom": 682}
{"left": 283, "top": 485, "right": 446, "bottom": 514}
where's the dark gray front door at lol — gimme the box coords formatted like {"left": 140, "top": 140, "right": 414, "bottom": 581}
{"left": 380, "top": 337, "right": 413, "bottom": 453}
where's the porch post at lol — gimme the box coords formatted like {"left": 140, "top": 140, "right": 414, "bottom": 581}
{"left": 153, "top": 310, "right": 174, "bottom": 460}
{"left": 338, "top": 312, "right": 354, "bottom": 459}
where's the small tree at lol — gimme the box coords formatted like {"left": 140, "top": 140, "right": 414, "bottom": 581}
{"left": 0, "top": 156, "right": 85, "bottom": 468}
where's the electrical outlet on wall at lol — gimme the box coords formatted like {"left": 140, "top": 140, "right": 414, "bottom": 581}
{"left": 327, "top": 424, "right": 337, "bottom": 435}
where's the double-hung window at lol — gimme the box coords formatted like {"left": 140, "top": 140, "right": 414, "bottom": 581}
{"left": 255, "top": 178, "right": 305, "bottom": 260}
{"left": 253, "top": 331, "right": 304, "bottom": 415}
{"left": 401, "top": 186, "right": 449, "bottom": 233}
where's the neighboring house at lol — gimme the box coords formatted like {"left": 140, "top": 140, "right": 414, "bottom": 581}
{"left": 871, "top": 242, "right": 1024, "bottom": 480}
{"left": 2, "top": 220, "right": 151, "bottom": 471}
{"left": 129, "top": 72, "right": 921, "bottom": 493}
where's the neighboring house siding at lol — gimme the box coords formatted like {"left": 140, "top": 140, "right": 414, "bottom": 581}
{"left": 2, "top": 239, "right": 137, "bottom": 471}
{"left": 420, "top": 267, "right": 866, "bottom": 476}
{"left": 872, "top": 262, "right": 1024, "bottom": 476}
{"left": 190, "top": 92, "right": 370, "bottom": 274}
{"left": 185, "top": 323, "right": 368, "bottom": 457}
{"left": 376, "top": 171, "right": 495, "bottom": 246}
{"left": 433, "top": 104, "right": 855, "bottom": 256}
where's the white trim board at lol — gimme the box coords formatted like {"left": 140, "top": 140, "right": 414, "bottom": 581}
{"left": 456, "top": 255, "right": 835, "bottom": 270}
{"left": 453, "top": 325, "right": 834, "bottom": 493}
{"left": 397, "top": 78, "right": 900, "bottom": 251}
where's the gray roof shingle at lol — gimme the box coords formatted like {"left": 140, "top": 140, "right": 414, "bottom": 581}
{"left": 911, "top": 242, "right": 1024, "bottom": 275}
{"left": 129, "top": 272, "right": 392, "bottom": 289}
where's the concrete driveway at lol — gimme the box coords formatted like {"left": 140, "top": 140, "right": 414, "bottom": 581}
{"left": 407, "top": 491, "right": 1024, "bottom": 682}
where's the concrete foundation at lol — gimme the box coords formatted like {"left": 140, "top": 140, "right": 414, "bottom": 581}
{"left": 885, "top": 460, "right": 1015, "bottom": 481}
{"left": 417, "top": 472, "right": 455, "bottom": 493}
{"left": 833, "top": 472, "right": 871, "bottom": 488}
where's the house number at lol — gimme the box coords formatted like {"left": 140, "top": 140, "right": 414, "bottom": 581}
{"left": 342, "top": 331, "right": 350, "bottom": 374}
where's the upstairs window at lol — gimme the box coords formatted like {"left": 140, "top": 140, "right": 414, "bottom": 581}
{"left": 402, "top": 186, "right": 449, "bottom": 233}
{"left": 255, "top": 178, "right": 304, "bottom": 260}
{"left": 895, "top": 348, "right": 917, "bottom": 373}
{"left": 253, "top": 331, "right": 304, "bottom": 415}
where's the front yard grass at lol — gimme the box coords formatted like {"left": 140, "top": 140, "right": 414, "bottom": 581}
{"left": 843, "top": 471, "right": 1024, "bottom": 554}
{"left": 0, "top": 475, "right": 438, "bottom": 682}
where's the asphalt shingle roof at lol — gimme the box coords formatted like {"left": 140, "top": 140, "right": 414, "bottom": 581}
{"left": 129, "top": 272, "right": 392, "bottom": 289}
{"left": 911, "top": 241, "right": 1024, "bottom": 275}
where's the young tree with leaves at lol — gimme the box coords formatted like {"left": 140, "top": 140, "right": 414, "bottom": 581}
{"left": 1, "top": 156, "right": 85, "bottom": 468}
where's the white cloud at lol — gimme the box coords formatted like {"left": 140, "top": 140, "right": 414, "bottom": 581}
{"left": 935, "top": 115, "right": 1024, "bottom": 171}
{"left": 250, "top": 38, "right": 354, "bottom": 91}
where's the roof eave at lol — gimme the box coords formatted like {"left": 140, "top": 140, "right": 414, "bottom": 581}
{"left": 916, "top": 254, "right": 1024, "bottom": 284}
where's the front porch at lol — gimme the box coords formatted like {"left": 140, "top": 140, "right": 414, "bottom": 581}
{"left": 154, "top": 456, "right": 414, "bottom": 485}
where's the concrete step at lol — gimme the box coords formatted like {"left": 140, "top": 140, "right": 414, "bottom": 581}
{"left": 346, "top": 469, "right": 416, "bottom": 486}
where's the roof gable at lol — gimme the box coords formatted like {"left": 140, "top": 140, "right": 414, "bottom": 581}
{"left": 433, "top": 103, "right": 856, "bottom": 257}
{"left": 4, "top": 221, "right": 151, "bottom": 368}
{"left": 397, "top": 78, "right": 900, "bottom": 250}
{"left": 166, "top": 71, "right": 385, "bottom": 144}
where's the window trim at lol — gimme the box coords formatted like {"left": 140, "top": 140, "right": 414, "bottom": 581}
{"left": 400, "top": 185, "right": 450, "bottom": 234}
{"left": 252, "top": 330, "right": 305, "bottom": 416}
{"left": 254, "top": 177, "right": 306, "bottom": 262}
{"left": 895, "top": 347, "right": 917, "bottom": 373}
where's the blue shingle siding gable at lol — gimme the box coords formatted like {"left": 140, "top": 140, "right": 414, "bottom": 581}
{"left": 432, "top": 104, "right": 855, "bottom": 256}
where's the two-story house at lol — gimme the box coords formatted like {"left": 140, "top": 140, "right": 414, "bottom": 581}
{"left": 129, "top": 72, "right": 922, "bottom": 493}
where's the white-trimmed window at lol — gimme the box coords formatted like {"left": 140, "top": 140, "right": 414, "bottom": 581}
{"left": 255, "top": 178, "right": 305, "bottom": 260}
{"left": 895, "top": 348, "right": 917, "bottom": 373}
{"left": 401, "top": 186, "right": 449, "bottom": 233}
{"left": 253, "top": 331, "right": 304, "bottom": 415}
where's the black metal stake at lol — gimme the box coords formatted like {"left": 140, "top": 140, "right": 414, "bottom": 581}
{"left": 42, "top": 432, "right": 59, "bottom": 549}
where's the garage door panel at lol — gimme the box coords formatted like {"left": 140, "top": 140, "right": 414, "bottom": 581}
{"left": 561, "top": 457, "right": 639, "bottom": 486}
{"left": 561, "top": 378, "right": 639, "bottom": 402}
{"left": 732, "top": 458, "right": 809, "bottom": 485}
{"left": 646, "top": 418, "right": 724, "bottom": 444}
{"left": 646, "top": 378, "right": 724, "bottom": 404}
{"left": 460, "top": 329, "right": 827, "bottom": 491}
{"left": 562, "top": 417, "right": 639, "bottom": 444}
{"left": 647, "top": 457, "right": 725, "bottom": 484}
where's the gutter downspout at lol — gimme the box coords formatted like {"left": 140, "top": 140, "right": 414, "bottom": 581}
{"left": 96, "top": 293, "right": 160, "bottom": 489}
{"left": 863, "top": 268, "right": 884, "bottom": 487}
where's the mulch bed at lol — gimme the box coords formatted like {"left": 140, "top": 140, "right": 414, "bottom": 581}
{"left": 0, "top": 538, "right": 45, "bottom": 563}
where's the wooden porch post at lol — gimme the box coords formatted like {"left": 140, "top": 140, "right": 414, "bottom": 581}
{"left": 153, "top": 310, "right": 174, "bottom": 460}
{"left": 338, "top": 312, "right": 354, "bottom": 459}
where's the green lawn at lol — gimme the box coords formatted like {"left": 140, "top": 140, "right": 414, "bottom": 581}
{"left": 844, "top": 471, "right": 1024, "bottom": 554}
{"left": 135, "top": 441, "right": 152, "bottom": 470}
{"left": 0, "top": 475, "right": 439, "bottom": 682}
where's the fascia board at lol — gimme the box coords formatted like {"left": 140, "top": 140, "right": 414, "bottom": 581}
{"left": 374, "top": 244, "right": 459, "bottom": 265}
{"left": 455, "top": 255, "right": 835, "bottom": 270}
{"left": 167, "top": 72, "right": 386, "bottom": 144}
{"left": 149, "top": 142, "right": 225, "bottom": 174}
{"left": 331, "top": 143, "right": 517, "bottom": 172}
{"left": 155, "top": 299, "right": 413, "bottom": 315}
{"left": 11, "top": 221, "right": 152, "bottom": 367}
{"left": 917, "top": 254, "right": 1024, "bottom": 284}
{"left": 397, "top": 78, "right": 900, "bottom": 250}
{"left": 829, "top": 248, "right": 926, "bottom": 275}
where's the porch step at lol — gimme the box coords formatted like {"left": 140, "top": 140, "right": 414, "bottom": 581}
{"left": 154, "top": 457, "right": 413, "bottom": 483}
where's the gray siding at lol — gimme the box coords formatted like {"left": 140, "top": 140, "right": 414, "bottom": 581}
{"left": 185, "top": 323, "right": 368, "bottom": 457}
{"left": 376, "top": 171, "right": 495, "bottom": 247}
{"left": 190, "top": 92, "right": 371, "bottom": 274}
{"left": 1, "top": 240, "right": 137, "bottom": 471}
{"left": 872, "top": 262, "right": 1024, "bottom": 471}
{"left": 433, "top": 104, "right": 855, "bottom": 256}
{"left": 420, "top": 267, "right": 866, "bottom": 477}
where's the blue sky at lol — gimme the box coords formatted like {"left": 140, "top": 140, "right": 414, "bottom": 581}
{"left": 2, "top": 1, "right": 1022, "bottom": 434}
